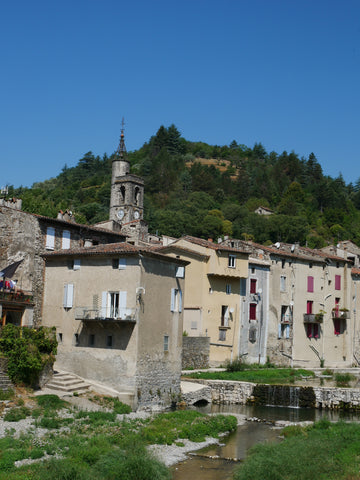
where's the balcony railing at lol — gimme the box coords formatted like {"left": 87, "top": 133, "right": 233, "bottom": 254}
{"left": 303, "top": 313, "right": 324, "bottom": 324}
{"left": 331, "top": 309, "right": 350, "bottom": 320}
{"left": 75, "top": 307, "right": 137, "bottom": 323}
{"left": 0, "top": 290, "right": 34, "bottom": 305}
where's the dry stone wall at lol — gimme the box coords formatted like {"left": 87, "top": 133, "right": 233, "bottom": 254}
{"left": 182, "top": 336, "right": 210, "bottom": 369}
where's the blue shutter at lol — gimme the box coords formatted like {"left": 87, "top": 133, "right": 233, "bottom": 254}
{"left": 101, "top": 291, "right": 107, "bottom": 318}
{"left": 170, "top": 288, "right": 175, "bottom": 312}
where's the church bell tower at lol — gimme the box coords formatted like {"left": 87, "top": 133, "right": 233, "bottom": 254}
{"left": 109, "top": 119, "right": 144, "bottom": 225}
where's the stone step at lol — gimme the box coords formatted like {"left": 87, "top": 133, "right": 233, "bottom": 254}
{"left": 45, "top": 372, "right": 90, "bottom": 394}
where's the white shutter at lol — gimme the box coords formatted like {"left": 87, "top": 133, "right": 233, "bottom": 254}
{"left": 101, "top": 291, "right": 107, "bottom": 318}
{"left": 286, "top": 324, "right": 290, "bottom": 339}
{"left": 46, "top": 227, "right": 55, "bottom": 250}
{"left": 63, "top": 284, "right": 74, "bottom": 308}
{"left": 170, "top": 288, "right": 175, "bottom": 312}
{"left": 176, "top": 266, "right": 184, "bottom": 278}
{"left": 73, "top": 259, "right": 81, "bottom": 270}
{"left": 278, "top": 324, "right": 282, "bottom": 339}
{"left": 119, "top": 291, "right": 127, "bottom": 318}
{"left": 179, "top": 289, "right": 183, "bottom": 313}
{"left": 118, "top": 258, "right": 126, "bottom": 270}
{"left": 62, "top": 230, "right": 71, "bottom": 249}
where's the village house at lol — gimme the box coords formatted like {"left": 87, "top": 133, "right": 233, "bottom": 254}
{"left": 0, "top": 202, "right": 125, "bottom": 328}
{"left": 42, "top": 242, "right": 188, "bottom": 409}
{"left": 157, "top": 236, "right": 249, "bottom": 365}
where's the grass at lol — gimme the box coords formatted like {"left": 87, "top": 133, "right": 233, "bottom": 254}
{"left": 334, "top": 372, "right": 356, "bottom": 387}
{"left": 184, "top": 367, "right": 315, "bottom": 384}
{"left": 234, "top": 419, "right": 360, "bottom": 480}
{"left": 0, "top": 392, "right": 237, "bottom": 479}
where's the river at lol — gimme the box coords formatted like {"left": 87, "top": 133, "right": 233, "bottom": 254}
{"left": 171, "top": 403, "right": 360, "bottom": 480}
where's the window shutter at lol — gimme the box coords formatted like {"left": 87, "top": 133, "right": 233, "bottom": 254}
{"left": 179, "top": 289, "right": 183, "bottom": 312}
{"left": 240, "top": 278, "right": 246, "bottom": 296}
{"left": 335, "top": 275, "right": 341, "bottom": 290}
{"left": 307, "top": 276, "right": 314, "bottom": 292}
{"left": 170, "top": 288, "right": 175, "bottom": 312}
{"left": 62, "top": 230, "right": 71, "bottom": 249}
{"left": 73, "top": 259, "right": 81, "bottom": 270}
{"left": 176, "top": 266, "right": 184, "bottom": 278}
{"left": 119, "top": 291, "right": 127, "bottom": 317}
{"left": 63, "top": 284, "right": 74, "bottom": 308}
{"left": 46, "top": 227, "right": 55, "bottom": 250}
{"left": 118, "top": 258, "right": 126, "bottom": 270}
{"left": 278, "top": 324, "right": 282, "bottom": 339}
{"left": 101, "top": 291, "right": 107, "bottom": 318}
{"left": 249, "top": 303, "right": 257, "bottom": 320}
{"left": 250, "top": 279, "right": 257, "bottom": 294}
{"left": 285, "top": 324, "right": 290, "bottom": 339}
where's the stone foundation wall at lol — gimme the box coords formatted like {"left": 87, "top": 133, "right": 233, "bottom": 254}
{"left": 182, "top": 336, "right": 210, "bottom": 369}
{"left": 190, "top": 379, "right": 360, "bottom": 409}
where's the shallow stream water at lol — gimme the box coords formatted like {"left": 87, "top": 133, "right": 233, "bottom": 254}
{"left": 171, "top": 404, "right": 360, "bottom": 480}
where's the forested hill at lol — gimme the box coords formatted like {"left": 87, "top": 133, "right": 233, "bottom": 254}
{"left": 8, "top": 125, "right": 360, "bottom": 248}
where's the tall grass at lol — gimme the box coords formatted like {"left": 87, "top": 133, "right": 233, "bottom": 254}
{"left": 234, "top": 420, "right": 360, "bottom": 480}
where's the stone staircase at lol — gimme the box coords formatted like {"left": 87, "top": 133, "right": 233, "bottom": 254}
{"left": 0, "top": 371, "right": 13, "bottom": 391}
{"left": 45, "top": 371, "right": 90, "bottom": 394}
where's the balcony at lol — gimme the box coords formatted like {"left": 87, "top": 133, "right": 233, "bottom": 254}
{"left": 331, "top": 309, "right": 350, "bottom": 320}
{"left": 303, "top": 313, "right": 324, "bottom": 324}
{"left": 0, "top": 290, "right": 34, "bottom": 306}
{"left": 75, "top": 307, "right": 137, "bottom": 323}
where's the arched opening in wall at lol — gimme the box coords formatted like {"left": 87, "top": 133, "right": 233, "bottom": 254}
{"left": 120, "top": 186, "right": 125, "bottom": 202}
{"left": 193, "top": 399, "right": 209, "bottom": 407}
{"left": 134, "top": 187, "right": 140, "bottom": 205}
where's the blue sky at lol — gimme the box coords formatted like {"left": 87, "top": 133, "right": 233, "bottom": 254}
{"left": 1, "top": 0, "right": 359, "bottom": 188}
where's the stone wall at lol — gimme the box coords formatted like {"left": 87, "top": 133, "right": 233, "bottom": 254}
{"left": 182, "top": 336, "right": 210, "bottom": 369}
{"left": 188, "top": 379, "right": 360, "bottom": 409}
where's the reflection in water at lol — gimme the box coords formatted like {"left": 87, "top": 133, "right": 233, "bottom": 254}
{"left": 171, "top": 404, "right": 360, "bottom": 480}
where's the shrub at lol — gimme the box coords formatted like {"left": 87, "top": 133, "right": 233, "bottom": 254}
{"left": 36, "top": 394, "right": 68, "bottom": 411}
{"left": 225, "top": 358, "right": 245, "bottom": 372}
{"left": 0, "top": 325, "right": 57, "bottom": 387}
{"left": 4, "top": 406, "right": 30, "bottom": 422}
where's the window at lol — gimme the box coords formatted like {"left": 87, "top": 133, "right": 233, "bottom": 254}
{"left": 171, "top": 288, "right": 182, "bottom": 312}
{"left": 74, "top": 333, "right": 79, "bottom": 346}
{"left": 250, "top": 279, "right": 257, "bottom": 294}
{"left": 89, "top": 334, "right": 95, "bottom": 347}
{"left": 112, "top": 258, "right": 126, "bottom": 270}
{"left": 334, "top": 319, "right": 341, "bottom": 335}
{"left": 307, "top": 276, "right": 314, "bottom": 293}
{"left": 63, "top": 284, "right": 74, "bottom": 308}
{"left": 228, "top": 255, "right": 236, "bottom": 268}
{"left": 101, "top": 291, "right": 127, "bottom": 318}
{"left": 281, "top": 305, "right": 292, "bottom": 323}
{"left": 307, "top": 301, "right": 313, "bottom": 314}
{"left": 281, "top": 259, "right": 286, "bottom": 269}
{"left": 278, "top": 323, "right": 290, "bottom": 339}
{"left": 164, "top": 335, "right": 169, "bottom": 352}
{"left": 73, "top": 259, "right": 81, "bottom": 271}
{"left": 218, "top": 329, "right": 226, "bottom": 341}
{"left": 226, "top": 284, "right": 231, "bottom": 295}
{"left": 106, "top": 335, "right": 113, "bottom": 348}
{"left": 176, "top": 266, "right": 185, "bottom": 278}
{"left": 335, "top": 275, "right": 341, "bottom": 290}
{"left": 46, "top": 227, "right": 55, "bottom": 250}
{"left": 251, "top": 267, "right": 255, "bottom": 274}
{"left": 240, "top": 278, "right": 246, "bottom": 296}
{"left": 249, "top": 303, "right": 257, "bottom": 321}
{"left": 221, "top": 305, "right": 229, "bottom": 327}
{"left": 62, "top": 230, "right": 71, "bottom": 249}
{"left": 280, "top": 275, "right": 286, "bottom": 292}
{"left": 307, "top": 323, "right": 319, "bottom": 339}
{"left": 57, "top": 333, "right": 63, "bottom": 344}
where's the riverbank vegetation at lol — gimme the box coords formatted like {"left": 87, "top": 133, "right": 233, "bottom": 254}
{"left": 0, "top": 391, "right": 237, "bottom": 479}
{"left": 234, "top": 419, "right": 360, "bottom": 480}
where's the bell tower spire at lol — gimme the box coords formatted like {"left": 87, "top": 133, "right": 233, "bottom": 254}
{"left": 109, "top": 119, "right": 144, "bottom": 230}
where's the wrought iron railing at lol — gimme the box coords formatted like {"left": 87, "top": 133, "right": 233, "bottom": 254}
{"left": 75, "top": 307, "right": 137, "bottom": 322}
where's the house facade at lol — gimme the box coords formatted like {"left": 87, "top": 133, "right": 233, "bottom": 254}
{"left": 0, "top": 203, "right": 125, "bottom": 327}
{"left": 157, "top": 236, "right": 249, "bottom": 365}
{"left": 42, "top": 242, "right": 188, "bottom": 409}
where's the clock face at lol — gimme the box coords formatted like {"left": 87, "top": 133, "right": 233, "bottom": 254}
{"left": 117, "top": 209, "right": 124, "bottom": 220}
{"left": 134, "top": 210, "right": 140, "bottom": 219}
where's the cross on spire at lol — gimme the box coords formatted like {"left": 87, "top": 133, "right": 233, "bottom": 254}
{"left": 116, "top": 117, "right": 127, "bottom": 159}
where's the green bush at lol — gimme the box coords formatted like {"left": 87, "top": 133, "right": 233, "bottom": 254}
{"left": 36, "top": 394, "right": 68, "bottom": 411}
{"left": 335, "top": 373, "right": 355, "bottom": 387}
{"left": 0, "top": 325, "right": 57, "bottom": 387}
{"left": 4, "top": 406, "right": 30, "bottom": 422}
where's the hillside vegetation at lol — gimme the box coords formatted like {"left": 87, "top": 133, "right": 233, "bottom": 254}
{"left": 8, "top": 125, "right": 360, "bottom": 248}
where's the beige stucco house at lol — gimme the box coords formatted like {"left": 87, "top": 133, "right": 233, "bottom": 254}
{"left": 157, "top": 236, "right": 249, "bottom": 365}
{"left": 42, "top": 242, "right": 188, "bottom": 410}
